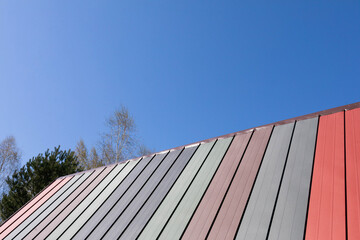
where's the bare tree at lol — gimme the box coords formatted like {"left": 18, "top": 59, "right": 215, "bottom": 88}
{"left": 75, "top": 140, "right": 103, "bottom": 170}
{"left": 0, "top": 136, "right": 21, "bottom": 193}
{"left": 89, "top": 147, "right": 103, "bottom": 168}
{"left": 75, "top": 139, "right": 89, "bottom": 170}
{"left": 100, "top": 106, "right": 136, "bottom": 164}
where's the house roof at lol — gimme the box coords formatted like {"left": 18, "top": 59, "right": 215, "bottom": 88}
{"left": 1, "top": 102, "right": 360, "bottom": 239}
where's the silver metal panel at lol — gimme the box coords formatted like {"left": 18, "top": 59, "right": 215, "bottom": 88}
{"left": 138, "top": 141, "right": 215, "bottom": 240}
{"left": 72, "top": 153, "right": 167, "bottom": 239}
{"left": 235, "top": 123, "right": 294, "bottom": 240}
{"left": 14, "top": 171, "right": 93, "bottom": 239}
{"left": 89, "top": 149, "right": 185, "bottom": 239}
{"left": 158, "top": 137, "right": 233, "bottom": 240}
{"left": 4, "top": 174, "right": 83, "bottom": 240}
{"left": 45, "top": 162, "right": 129, "bottom": 239}
{"left": 115, "top": 146, "right": 198, "bottom": 239}
{"left": 268, "top": 117, "right": 318, "bottom": 240}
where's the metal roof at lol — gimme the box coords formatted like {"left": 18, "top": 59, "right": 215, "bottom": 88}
{"left": 1, "top": 102, "right": 359, "bottom": 239}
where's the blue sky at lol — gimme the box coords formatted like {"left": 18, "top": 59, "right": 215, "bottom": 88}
{"left": 1, "top": 1, "right": 359, "bottom": 163}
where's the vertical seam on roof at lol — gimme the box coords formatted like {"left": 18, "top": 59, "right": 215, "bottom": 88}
{"left": 266, "top": 121, "right": 297, "bottom": 239}
{"left": 71, "top": 156, "right": 146, "bottom": 238}
{"left": 178, "top": 137, "right": 235, "bottom": 239}
{"left": 31, "top": 167, "right": 107, "bottom": 239}
{"left": 54, "top": 163, "right": 123, "bottom": 239}
{"left": 203, "top": 130, "right": 254, "bottom": 239}
{"left": 134, "top": 144, "right": 200, "bottom": 239}
{"left": 303, "top": 116, "right": 320, "bottom": 239}
{"left": 0, "top": 177, "right": 63, "bottom": 232}
{"left": 115, "top": 149, "right": 184, "bottom": 238}
{"left": 344, "top": 110, "right": 348, "bottom": 240}
{"left": 98, "top": 152, "right": 170, "bottom": 239}
{"left": 156, "top": 139, "right": 219, "bottom": 239}
{"left": 233, "top": 125, "right": 275, "bottom": 239}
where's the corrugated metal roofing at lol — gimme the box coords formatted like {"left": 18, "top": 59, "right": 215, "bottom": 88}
{"left": 1, "top": 102, "right": 360, "bottom": 240}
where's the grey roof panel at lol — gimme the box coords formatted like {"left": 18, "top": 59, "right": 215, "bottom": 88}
{"left": 14, "top": 171, "right": 93, "bottom": 239}
{"left": 158, "top": 137, "right": 233, "bottom": 239}
{"left": 268, "top": 117, "right": 318, "bottom": 240}
{"left": 236, "top": 122, "right": 295, "bottom": 240}
{"left": 117, "top": 145, "right": 198, "bottom": 239}
{"left": 46, "top": 162, "right": 130, "bottom": 239}
{"left": 138, "top": 141, "right": 216, "bottom": 240}
{"left": 4, "top": 174, "right": 83, "bottom": 240}
{"left": 72, "top": 153, "right": 167, "bottom": 239}
{"left": 87, "top": 150, "right": 180, "bottom": 239}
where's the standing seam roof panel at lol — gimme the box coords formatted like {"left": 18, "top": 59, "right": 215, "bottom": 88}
{"left": 71, "top": 153, "right": 165, "bottom": 239}
{"left": 14, "top": 171, "right": 93, "bottom": 239}
{"left": 118, "top": 145, "right": 199, "bottom": 239}
{"left": 0, "top": 178, "right": 63, "bottom": 235}
{"left": 45, "top": 162, "right": 129, "bottom": 239}
{"left": 89, "top": 150, "right": 182, "bottom": 239}
{"left": 25, "top": 166, "right": 111, "bottom": 239}
{"left": 268, "top": 117, "right": 318, "bottom": 240}
{"left": 182, "top": 132, "right": 252, "bottom": 240}
{"left": 235, "top": 122, "right": 295, "bottom": 240}
{"left": 0, "top": 176, "right": 72, "bottom": 239}
{"left": 305, "top": 112, "right": 346, "bottom": 240}
{"left": 4, "top": 174, "right": 83, "bottom": 240}
{"left": 346, "top": 108, "right": 360, "bottom": 240}
{"left": 207, "top": 126, "right": 272, "bottom": 240}
{"left": 158, "top": 137, "right": 233, "bottom": 240}
{"left": 137, "top": 141, "right": 216, "bottom": 240}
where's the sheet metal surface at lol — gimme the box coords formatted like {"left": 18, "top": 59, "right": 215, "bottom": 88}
{"left": 346, "top": 108, "right": 360, "bottom": 240}
{"left": 87, "top": 150, "right": 180, "bottom": 239}
{"left": 26, "top": 166, "right": 112, "bottom": 239}
{"left": 4, "top": 174, "right": 83, "bottom": 240}
{"left": 138, "top": 141, "right": 216, "bottom": 240}
{"left": 46, "top": 162, "right": 129, "bottom": 239}
{"left": 119, "top": 145, "right": 198, "bottom": 239}
{"left": 158, "top": 137, "right": 233, "bottom": 240}
{"left": 0, "top": 178, "right": 63, "bottom": 235}
{"left": 70, "top": 154, "right": 165, "bottom": 239}
{"left": 236, "top": 122, "right": 294, "bottom": 240}
{"left": 182, "top": 132, "right": 252, "bottom": 240}
{"left": 305, "top": 112, "right": 346, "bottom": 240}
{"left": 207, "top": 127, "right": 272, "bottom": 240}
{"left": 0, "top": 176, "right": 72, "bottom": 239}
{"left": 15, "top": 172, "right": 92, "bottom": 239}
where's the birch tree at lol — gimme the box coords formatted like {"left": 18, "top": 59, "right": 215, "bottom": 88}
{"left": 0, "top": 136, "right": 21, "bottom": 193}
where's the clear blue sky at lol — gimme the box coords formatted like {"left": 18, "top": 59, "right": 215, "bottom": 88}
{"left": 1, "top": 1, "right": 359, "bottom": 164}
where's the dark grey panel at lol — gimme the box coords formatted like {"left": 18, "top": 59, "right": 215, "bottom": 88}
{"left": 235, "top": 123, "right": 295, "bottom": 240}
{"left": 72, "top": 153, "right": 167, "bottom": 239}
{"left": 268, "top": 117, "right": 318, "bottom": 240}
{"left": 115, "top": 146, "right": 198, "bottom": 239}
{"left": 87, "top": 149, "right": 182, "bottom": 239}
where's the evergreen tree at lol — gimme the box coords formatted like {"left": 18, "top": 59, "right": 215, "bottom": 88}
{"left": 0, "top": 146, "right": 83, "bottom": 221}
